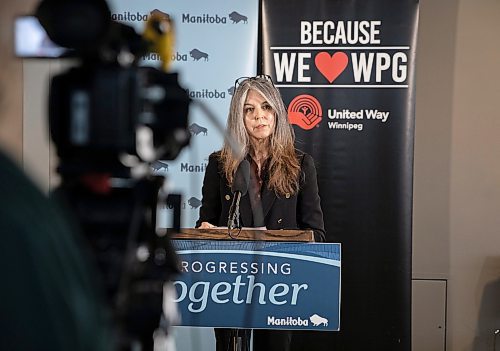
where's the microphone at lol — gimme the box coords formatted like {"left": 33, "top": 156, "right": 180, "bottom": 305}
{"left": 228, "top": 159, "right": 250, "bottom": 231}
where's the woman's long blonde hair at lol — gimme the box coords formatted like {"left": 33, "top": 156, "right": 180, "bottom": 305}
{"left": 220, "top": 76, "right": 300, "bottom": 196}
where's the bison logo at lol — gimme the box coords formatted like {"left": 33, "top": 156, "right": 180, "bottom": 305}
{"left": 151, "top": 160, "right": 169, "bottom": 173}
{"left": 309, "top": 314, "right": 328, "bottom": 327}
{"left": 189, "top": 123, "right": 208, "bottom": 136}
{"left": 190, "top": 48, "right": 209, "bottom": 61}
{"left": 229, "top": 11, "right": 248, "bottom": 24}
{"left": 188, "top": 197, "right": 202, "bottom": 209}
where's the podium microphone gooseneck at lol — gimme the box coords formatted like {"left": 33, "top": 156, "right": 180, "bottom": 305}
{"left": 228, "top": 159, "right": 250, "bottom": 233}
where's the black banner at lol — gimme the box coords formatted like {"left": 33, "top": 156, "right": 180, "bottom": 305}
{"left": 261, "top": 0, "right": 418, "bottom": 349}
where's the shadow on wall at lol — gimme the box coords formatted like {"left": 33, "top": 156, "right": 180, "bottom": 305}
{"left": 472, "top": 257, "right": 500, "bottom": 351}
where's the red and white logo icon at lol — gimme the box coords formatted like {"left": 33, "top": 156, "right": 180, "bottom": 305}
{"left": 287, "top": 94, "right": 323, "bottom": 130}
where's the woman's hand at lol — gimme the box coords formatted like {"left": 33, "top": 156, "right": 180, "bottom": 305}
{"left": 198, "top": 221, "right": 216, "bottom": 229}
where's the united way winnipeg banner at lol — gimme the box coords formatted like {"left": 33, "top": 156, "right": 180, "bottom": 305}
{"left": 172, "top": 240, "right": 341, "bottom": 331}
{"left": 262, "top": 0, "right": 418, "bottom": 350}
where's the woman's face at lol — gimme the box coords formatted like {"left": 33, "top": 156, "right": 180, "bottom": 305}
{"left": 243, "top": 89, "right": 275, "bottom": 142}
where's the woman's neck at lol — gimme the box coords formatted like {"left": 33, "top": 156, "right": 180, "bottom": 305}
{"left": 250, "top": 139, "right": 269, "bottom": 163}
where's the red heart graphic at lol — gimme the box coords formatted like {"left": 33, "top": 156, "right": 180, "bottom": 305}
{"left": 315, "top": 52, "right": 348, "bottom": 83}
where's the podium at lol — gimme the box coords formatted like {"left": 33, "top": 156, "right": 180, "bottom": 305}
{"left": 168, "top": 228, "right": 341, "bottom": 334}
{"left": 169, "top": 228, "right": 315, "bottom": 242}
{"left": 168, "top": 228, "right": 315, "bottom": 350}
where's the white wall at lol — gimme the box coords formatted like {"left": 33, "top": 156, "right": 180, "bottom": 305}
{"left": 413, "top": 1, "right": 500, "bottom": 349}
{"left": 0, "top": 0, "right": 36, "bottom": 160}
{"left": 448, "top": 1, "right": 500, "bottom": 349}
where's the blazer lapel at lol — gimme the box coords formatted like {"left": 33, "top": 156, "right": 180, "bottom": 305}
{"left": 238, "top": 188, "right": 276, "bottom": 227}
{"left": 261, "top": 187, "right": 277, "bottom": 219}
{"left": 239, "top": 193, "right": 253, "bottom": 227}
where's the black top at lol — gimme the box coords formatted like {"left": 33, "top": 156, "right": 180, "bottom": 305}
{"left": 196, "top": 149, "right": 326, "bottom": 242}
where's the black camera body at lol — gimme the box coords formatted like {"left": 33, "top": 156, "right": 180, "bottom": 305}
{"left": 50, "top": 63, "right": 190, "bottom": 176}
{"left": 30, "top": 0, "right": 190, "bottom": 176}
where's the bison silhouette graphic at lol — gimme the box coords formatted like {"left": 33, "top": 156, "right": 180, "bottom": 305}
{"left": 189, "top": 123, "right": 208, "bottom": 136}
{"left": 229, "top": 11, "right": 248, "bottom": 24}
{"left": 309, "top": 314, "right": 328, "bottom": 327}
{"left": 151, "top": 160, "right": 169, "bottom": 172}
{"left": 190, "top": 49, "right": 209, "bottom": 61}
{"left": 188, "top": 197, "right": 202, "bottom": 209}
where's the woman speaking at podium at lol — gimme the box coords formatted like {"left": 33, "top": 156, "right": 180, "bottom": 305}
{"left": 196, "top": 75, "right": 325, "bottom": 351}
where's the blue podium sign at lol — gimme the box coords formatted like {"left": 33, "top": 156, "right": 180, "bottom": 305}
{"left": 171, "top": 240, "right": 341, "bottom": 331}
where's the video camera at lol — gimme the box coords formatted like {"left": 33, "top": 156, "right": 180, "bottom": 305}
{"left": 16, "top": 0, "right": 191, "bottom": 349}
{"left": 28, "top": 0, "right": 191, "bottom": 176}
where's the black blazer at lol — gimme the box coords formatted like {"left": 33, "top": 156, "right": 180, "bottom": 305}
{"left": 196, "top": 150, "right": 325, "bottom": 242}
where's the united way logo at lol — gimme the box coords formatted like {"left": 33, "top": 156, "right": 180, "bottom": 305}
{"left": 287, "top": 94, "right": 322, "bottom": 130}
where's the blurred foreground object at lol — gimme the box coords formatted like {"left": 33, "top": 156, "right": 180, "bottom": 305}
{"left": 0, "top": 150, "right": 113, "bottom": 351}
{"left": 143, "top": 10, "right": 175, "bottom": 72}
{"left": 31, "top": 0, "right": 188, "bottom": 349}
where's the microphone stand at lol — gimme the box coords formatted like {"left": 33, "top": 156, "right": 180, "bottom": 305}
{"left": 228, "top": 191, "right": 242, "bottom": 238}
{"left": 226, "top": 158, "right": 250, "bottom": 350}
{"left": 227, "top": 191, "right": 245, "bottom": 351}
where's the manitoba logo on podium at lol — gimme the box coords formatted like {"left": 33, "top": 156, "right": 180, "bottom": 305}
{"left": 267, "top": 313, "right": 329, "bottom": 327}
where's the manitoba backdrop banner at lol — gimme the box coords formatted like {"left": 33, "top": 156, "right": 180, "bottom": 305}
{"left": 107, "top": 1, "right": 259, "bottom": 350}
{"left": 261, "top": 0, "right": 418, "bottom": 350}
{"left": 107, "top": 0, "right": 259, "bottom": 228}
